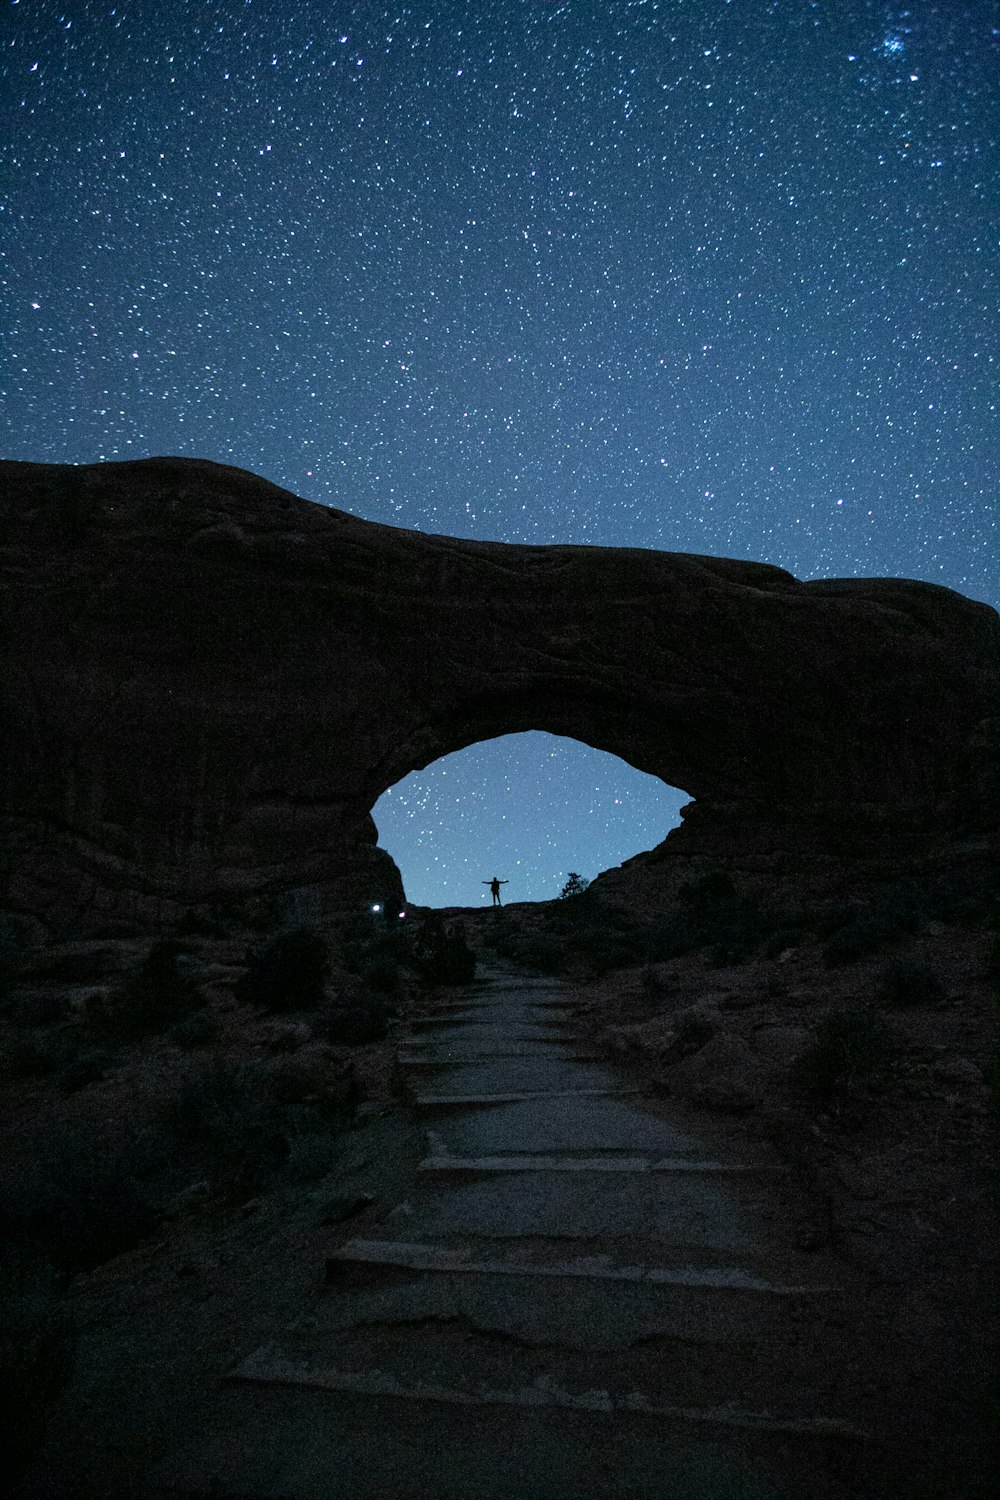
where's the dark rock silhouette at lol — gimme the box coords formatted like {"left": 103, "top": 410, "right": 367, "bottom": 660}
{"left": 2, "top": 457, "right": 997, "bottom": 939}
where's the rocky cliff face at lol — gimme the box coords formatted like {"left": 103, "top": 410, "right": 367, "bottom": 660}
{"left": 2, "top": 457, "right": 997, "bottom": 939}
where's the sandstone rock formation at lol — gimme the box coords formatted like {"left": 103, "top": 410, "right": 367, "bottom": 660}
{"left": 2, "top": 457, "right": 997, "bottom": 940}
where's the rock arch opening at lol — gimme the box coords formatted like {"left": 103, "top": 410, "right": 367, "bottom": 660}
{"left": 372, "top": 731, "right": 689, "bottom": 908}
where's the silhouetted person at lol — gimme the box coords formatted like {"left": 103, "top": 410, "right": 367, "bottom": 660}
{"left": 484, "top": 876, "right": 508, "bottom": 907}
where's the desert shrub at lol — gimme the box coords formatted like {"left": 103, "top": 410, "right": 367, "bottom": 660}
{"left": 161, "top": 1056, "right": 353, "bottom": 1201}
{"left": 705, "top": 900, "right": 785, "bottom": 965}
{"left": 15, "top": 990, "right": 70, "bottom": 1027}
{"left": 262, "top": 1019, "right": 311, "bottom": 1053}
{"left": 0, "top": 1253, "right": 75, "bottom": 1478}
{"left": 921, "top": 868, "right": 995, "bottom": 925}
{"left": 573, "top": 927, "right": 650, "bottom": 972}
{"left": 876, "top": 958, "right": 946, "bottom": 1008}
{"left": 176, "top": 907, "right": 230, "bottom": 937}
{"left": 21, "top": 948, "right": 111, "bottom": 984}
{"left": 987, "top": 934, "right": 1000, "bottom": 980}
{"left": 984, "top": 1006, "right": 1000, "bottom": 1122}
{"left": 315, "top": 992, "right": 392, "bottom": 1045}
{"left": 640, "top": 965, "right": 672, "bottom": 999}
{"left": 560, "top": 872, "right": 591, "bottom": 899}
{"left": 412, "top": 915, "right": 477, "bottom": 985}
{"left": 338, "top": 917, "right": 413, "bottom": 993}
{"left": 822, "top": 915, "right": 890, "bottom": 966}
{"left": 524, "top": 934, "right": 572, "bottom": 973}
{"left": 57, "top": 1049, "right": 113, "bottom": 1094}
{"left": 267, "top": 1050, "right": 356, "bottom": 1118}
{"left": 492, "top": 931, "right": 570, "bottom": 974}
{"left": 646, "top": 883, "right": 792, "bottom": 967}
{"left": 284, "top": 1131, "right": 341, "bottom": 1183}
{"left": 2, "top": 1033, "right": 73, "bottom": 1080}
{"left": 91, "top": 940, "right": 203, "bottom": 1040}
{"left": 550, "top": 885, "right": 616, "bottom": 937}
{"left": 234, "top": 926, "right": 330, "bottom": 1012}
{"left": 677, "top": 870, "right": 737, "bottom": 908}
{"left": 0, "top": 1134, "right": 162, "bottom": 1272}
{"left": 496, "top": 882, "right": 796, "bottom": 977}
{"left": 545, "top": 898, "right": 651, "bottom": 970}
{"left": 821, "top": 885, "right": 929, "bottom": 966}
{"left": 762, "top": 926, "right": 806, "bottom": 959}
{"left": 642, "top": 909, "right": 701, "bottom": 962}
{"left": 169, "top": 1011, "right": 220, "bottom": 1049}
{"left": 362, "top": 957, "right": 402, "bottom": 995}
{"left": 162, "top": 1059, "right": 290, "bottom": 1198}
{"left": 791, "top": 1009, "right": 893, "bottom": 1100}
{"left": 0, "top": 917, "right": 29, "bottom": 1001}
{"left": 663, "top": 1009, "right": 716, "bottom": 1060}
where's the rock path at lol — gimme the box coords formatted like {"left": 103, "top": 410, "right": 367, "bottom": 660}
{"left": 151, "top": 967, "right": 870, "bottom": 1498}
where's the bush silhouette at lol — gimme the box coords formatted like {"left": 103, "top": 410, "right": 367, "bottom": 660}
{"left": 413, "top": 914, "right": 477, "bottom": 985}
{"left": 876, "top": 958, "right": 946, "bottom": 1007}
{"left": 235, "top": 926, "right": 330, "bottom": 1012}
{"left": 821, "top": 886, "right": 928, "bottom": 966}
{"left": 162, "top": 1059, "right": 289, "bottom": 1199}
{"left": 92, "top": 940, "right": 203, "bottom": 1040}
{"left": 490, "top": 930, "right": 570, "bottom": 974}
{"left": 0, "top": 917, "right": 28, "bottom": 1001}
{"left": 677, "top": 870, "right": 737, "bottom": 908}
{"left": 315, "top": 990, "right": 393, "bottom": 1045}
{"left": 792, "top": 1009, "right": 893, "bottom": 1100}
{"left": 0, "top": 1254, "right": 75, "bottom": 1479}
{"left": 169, "top": 1011, "right": 220, "bottom": 1049}
{"left": 56, "top": 1049, "right": 113, "bottom": 1094}
{"left": 0, "top": 1133, "right": 162, "bottom": 1272}
{"left": 162, "top": 1056, "right": 355, "bottom": 1201}
{"left": 2, "top": 1033, "right": 72, "bottom": 1080}
{"left": 560, "top": 872, "right": 590, "bottom": 899}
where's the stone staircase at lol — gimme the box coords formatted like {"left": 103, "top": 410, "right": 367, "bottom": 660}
{"left": 150, "top": 968, "right": 870, "bottom": 1499}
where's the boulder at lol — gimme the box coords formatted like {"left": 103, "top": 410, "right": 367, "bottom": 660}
{"left": 668, "top": 1034, "right": 762, "bottom": 1113}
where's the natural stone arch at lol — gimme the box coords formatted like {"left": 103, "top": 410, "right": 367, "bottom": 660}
{"left": 2, "top": 456, "right": 997, "bottom": 939}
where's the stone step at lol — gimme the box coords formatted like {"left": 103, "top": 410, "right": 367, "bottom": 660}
{"left": 416, "top": 1153, "right": 783, "bottom": 1175}
{"left": 407, "top": 1011, "right": 492, "bottom": 1027}
{"left": 423, "top": 1097, "right": 708, "bottom": 1158}
{"left": 148, "top": 1379, "right": 867, "bottom": 1500}
{"left": 398, "top": 1036, "right": 584, "bottom": 1049}
{"left": 410, "top": 1002, "right": 563, "bottom": 1014}
{"left": 228, "top": 1337, "right": 864, "bottom": 1441}
{"left": 404, "top": 1024, "right": 569, "bottom": 1040}
{"left": 398, "top": 1051, "right": 603, "bottom": 1067}
{"left": 325, "top": 1238, "right": 833, "bottom": 1296}
{"left": 468, "top": 978, "right": 570, "bottom": 992}
{"left": 305, "top": 1259, "right": 810, "bottom": 1350}
{"left": 413, "top": 1087, "right": 646, "bottom": 1107}
{"left": 400, "top": 1029, "right": 577, "bottom": 1045}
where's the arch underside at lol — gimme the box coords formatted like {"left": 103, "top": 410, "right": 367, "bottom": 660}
{"left": 368, "top": 689, "right": 705, "bottom": 805}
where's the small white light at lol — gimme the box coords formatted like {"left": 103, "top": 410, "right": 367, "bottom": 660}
{"left": 398, "top": 911, "right": 406, "bottom": 920}
{"left": 372, "top": 903, "right": 382, "bottom": 913}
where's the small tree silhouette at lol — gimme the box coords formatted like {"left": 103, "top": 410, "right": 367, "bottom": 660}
{"left": 560, "top": 872, "right": 590, "bottom": 899}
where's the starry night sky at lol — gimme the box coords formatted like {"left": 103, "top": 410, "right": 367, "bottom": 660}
{"left": 4, "top": 0, "right": 996, "bottom": 906}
